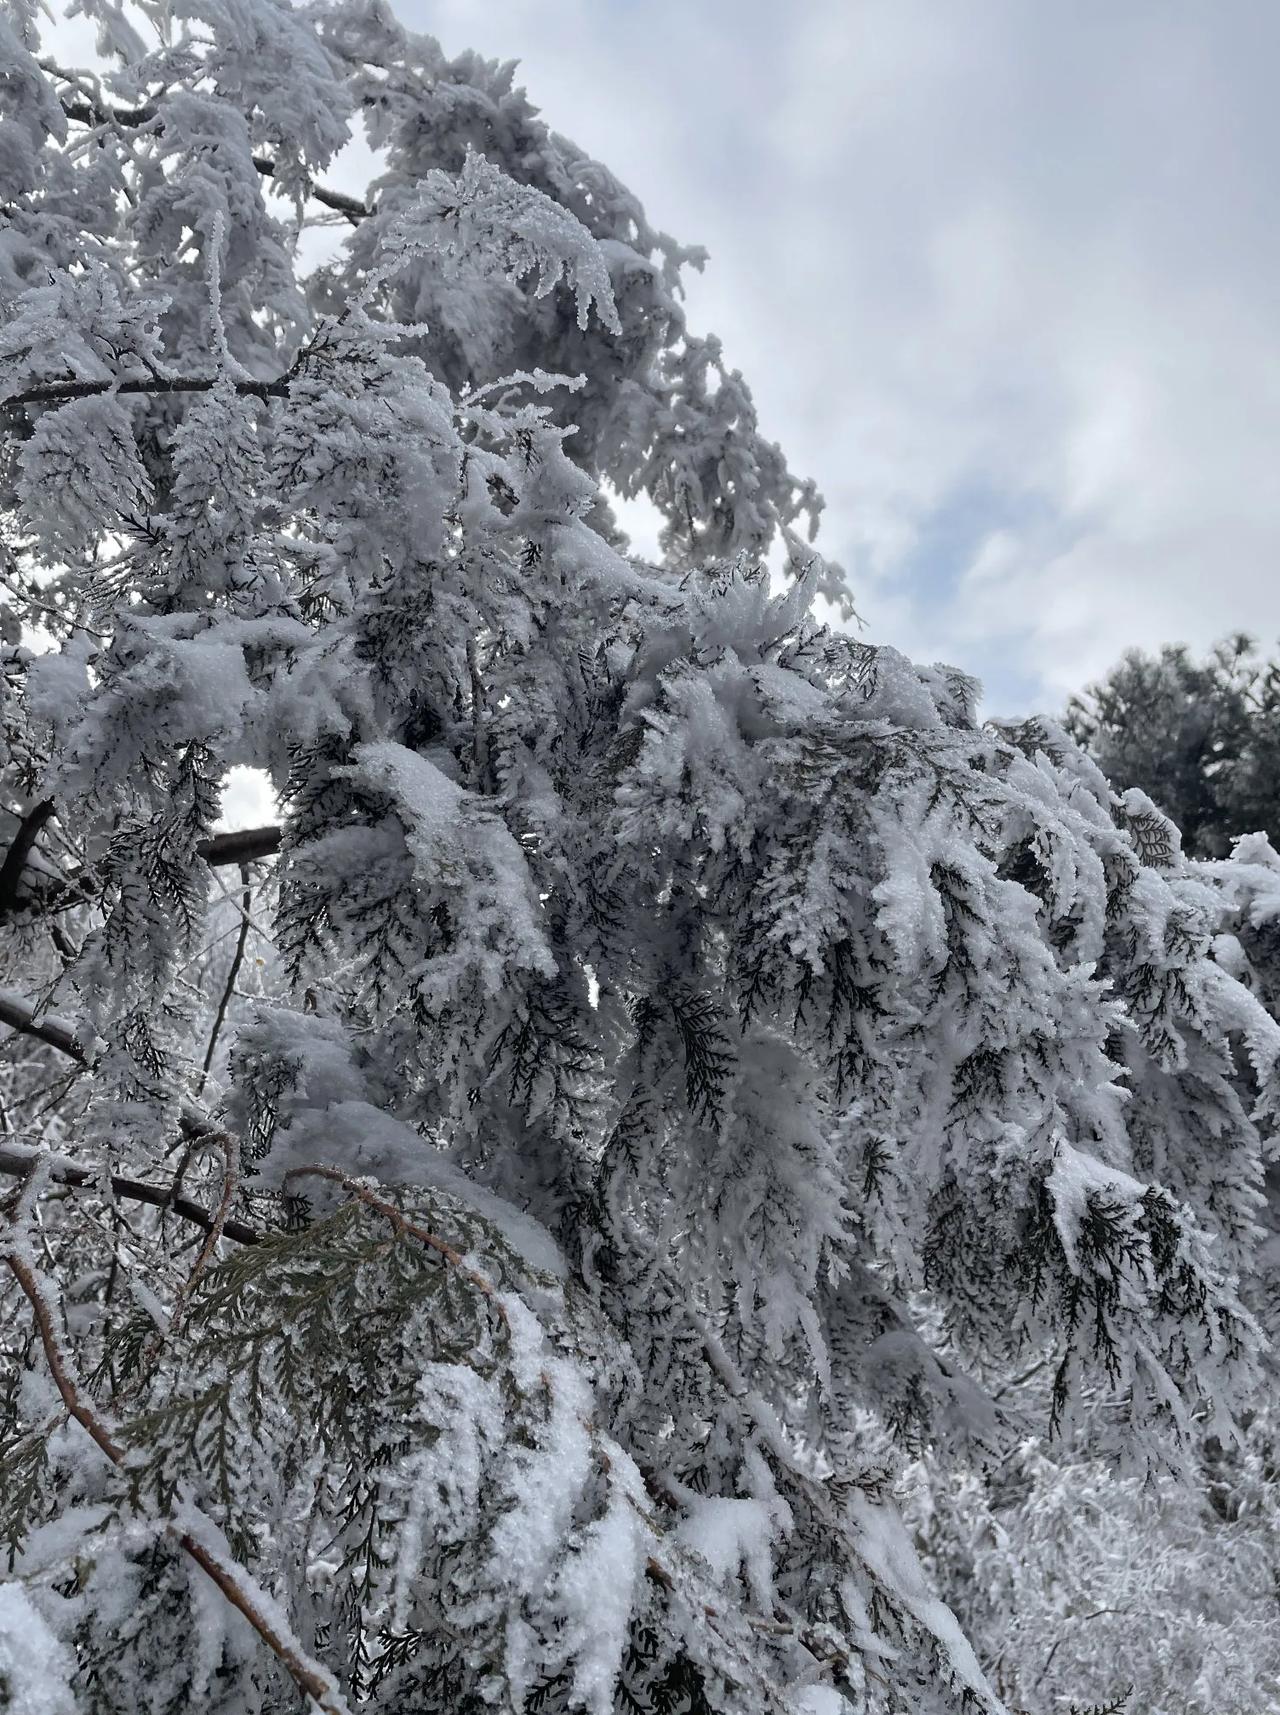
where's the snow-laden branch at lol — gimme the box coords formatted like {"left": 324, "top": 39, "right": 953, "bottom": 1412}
{"left": 1, "top": 374, "right": 293, "bottom": 413}
{"left": 283, "top": 1164, "right": 507, "bottom": 1311}
{"left": 4, "top": 1246, "right": 348, "bottom": 1714}
{"left": 0, "top": 990, "right": 87, "bottom": 1064}
{"left": 53, "top": 84, "right": 370, "bottom": 222}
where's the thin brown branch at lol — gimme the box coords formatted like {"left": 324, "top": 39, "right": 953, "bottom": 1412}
{"left": 466, "top": 635, "right": 489, "bottom": 780}
{"left": 170, "top": 1515, "right": 351, "bottom": 1715}
{"left": 0, "top": 1144, "right": 260, "bottom": 1246}
{"left": 171, "top": 1139, "right": 240, "bottom": 1323}
{"left": 5, "top": 1250, "right": 348, "bottom": 1715}
{"left": 283, "top": 1165, "right": 505, "bottom": 1312}
{"left": 6, "top": 1249, "right": 127, "bottom": 1462}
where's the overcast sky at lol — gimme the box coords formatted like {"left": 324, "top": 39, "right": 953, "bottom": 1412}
{"left": 409, "top": 0, "right": 1280, "bottom": 715}
{"left": 50, "top": 0, "right": 1280, "bottom": 715}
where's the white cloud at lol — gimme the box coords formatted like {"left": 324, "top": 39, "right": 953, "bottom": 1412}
{"left": 413, "top": 0, "right": 1280, "bottom": 710}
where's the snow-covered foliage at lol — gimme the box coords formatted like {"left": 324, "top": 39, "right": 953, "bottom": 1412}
{"left": 909, "top": 804, "right": 1280, "bottom": 1713}
{"left": 1, "top": 5, "right": 1279, "bottom": 1713}
{"left": 911, "top": 1425, "right": 1280, "bottom": 1714}
{"left": 1181, "top": 831, "right": 1280, "bottom": 1337}
{"left": 1067, "top": 634, "right": 1280, "bottom": 859}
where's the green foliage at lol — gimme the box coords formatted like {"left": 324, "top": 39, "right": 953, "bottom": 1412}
{"left": 1067, "top": 634, "right": 1280, "bottom": 857}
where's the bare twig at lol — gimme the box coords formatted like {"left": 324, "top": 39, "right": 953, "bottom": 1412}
{"left": 0, "top": 1144, "right": 260, "bottom": 1246}
{"left": 0, "top": 799, "right": 55, "bottom": 924}
{"left": 203, "top": 864, "right": 276, "bottom": 951}
{"left": 1034, "top": 1612, "right": 1130, "bottom": 1689}
{"left": 198, "top": 863, "right": 252, "bottom": 1094}
{"left": 466, "top": 635, "right": 489, "bottom": 780}
{"left": 4, "top": 1250, "right": 349, "bottom": 1715}
{"left": 26, "top": 1070, "right": 85, "bottom": 1123}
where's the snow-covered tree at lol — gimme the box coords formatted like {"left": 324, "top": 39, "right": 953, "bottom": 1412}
{"left": 1066, "top": 635, "right": 1280, "bottom": 859}
{"left": 1, "top": 5, "right": 1278, "bottom": 1713}
{"left": 912, "top": 800, "right": 1280, "bottom": 1714}
{"left": 910, "top": 1421, "right": 1280, "bottom": 1715}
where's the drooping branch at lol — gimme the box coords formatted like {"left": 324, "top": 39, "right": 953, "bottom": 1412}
{"left": 0, "top": 1143, "right": 261, "bottom": 1246}
{"left": 5, "top": 1249, "right": 348, "bottom": 1714}
{"left": 54, "top": 83, "right": 370, "bottom": 222}
{"left": 283, "top": 1164, "right": 505, "bottom": 1310}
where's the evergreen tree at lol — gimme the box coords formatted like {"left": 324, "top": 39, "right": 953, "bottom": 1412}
{"left": 913, "top": 801, "right": 1280, "bottom": 1714}
{"left": 1, "top": 5, "right": 1278, "bottom": 1713}
{"left": 1066, "top": 635, "right": 1280, "bottom": 858}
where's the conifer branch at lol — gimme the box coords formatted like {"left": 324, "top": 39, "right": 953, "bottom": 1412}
{"left": 5, "top": 1249, "right": 349, "bottom": 1715}
{"left": 283, "top": 1164, "right": 506, "bottom": 1312}
{"left": 7, "top": 12, "right": 1275, "bottom": 1707}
